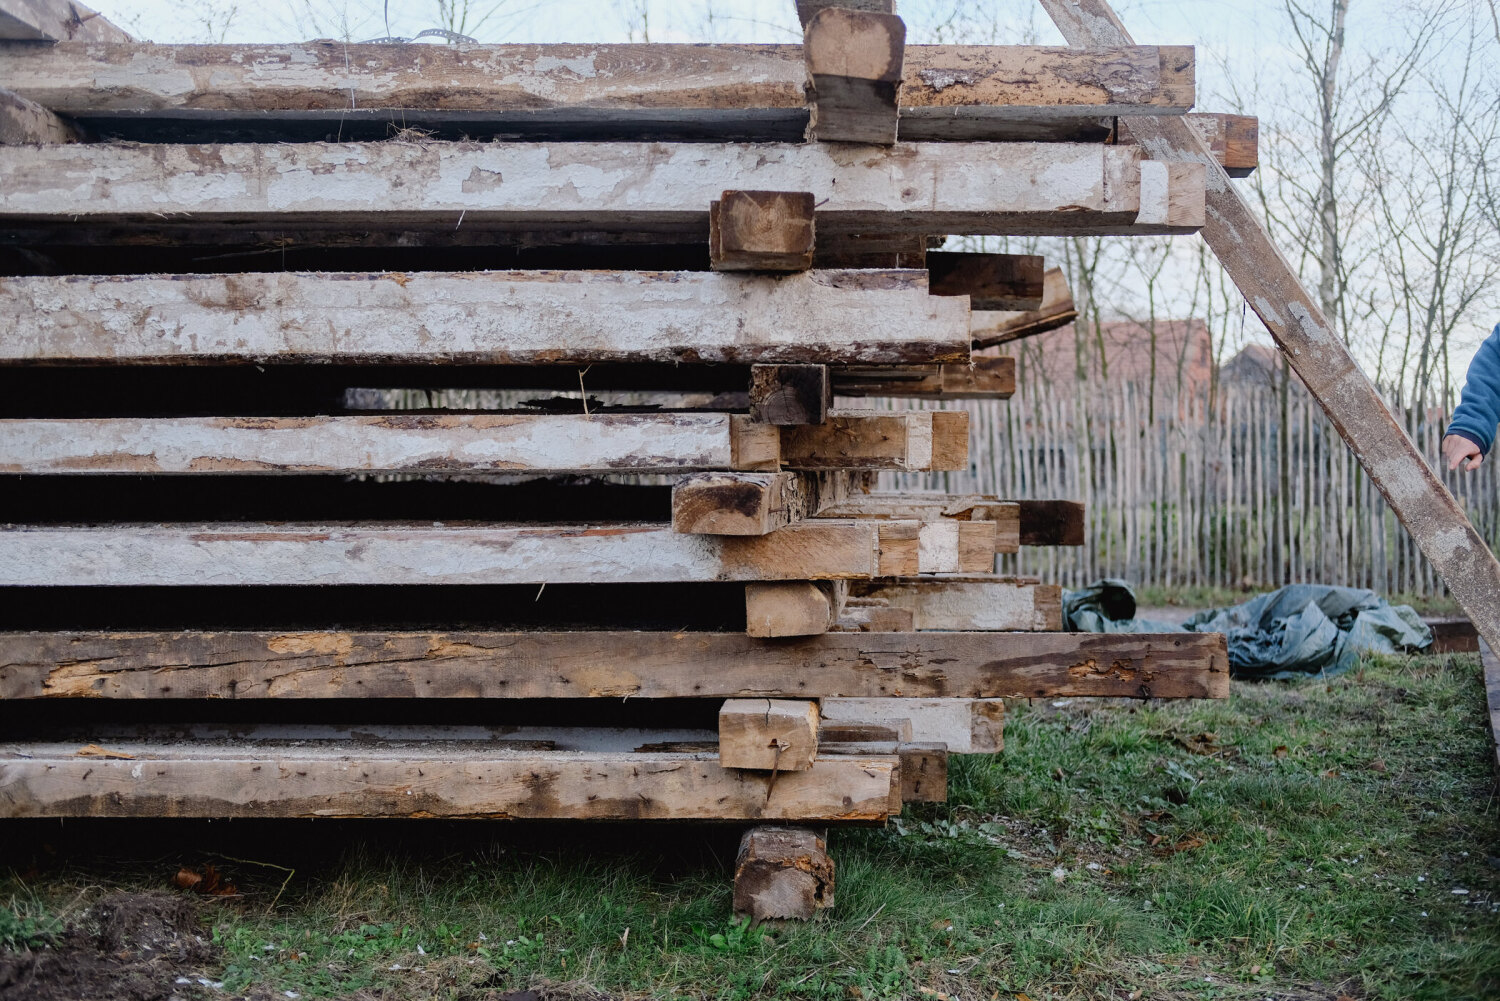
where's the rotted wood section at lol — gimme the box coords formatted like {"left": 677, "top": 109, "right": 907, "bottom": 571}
{"left": 0, "top": 745, "right": 901, "bottom": 821}
{"left": 0, "top": 630, "right": 1230, "bottom": 701}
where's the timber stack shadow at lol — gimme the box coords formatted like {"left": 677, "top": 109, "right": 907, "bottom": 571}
{"left": 0, "top": 0, "right": 1237, "bottom": 919}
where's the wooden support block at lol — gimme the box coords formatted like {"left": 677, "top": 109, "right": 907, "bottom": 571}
{"left": 0, "top": 140, "right": 1192, "bottom": 237}
{"left": 750, "top": 364, "right": 831, "bottom": 425}
{"left": 796, "top": 0, "right": 894, "bottom": 27}
{"left": 926, "top": 252, "right": 1045, "bottom": 311}
{"left": 1120, "top": 113, "right": 1259, "bottom": 178}
{"left": 818, "top": 741, "right": 947, "bottom": 802}
{"left": 710, "top": 190, "right": 816, "bottom": 271}
{"left": 875, "top": 521, "right": 919, "bottom": 576}
{"left": 830, "top": 601, "right": 916, "bottom": 632}
{"left": 917, "top": 521, "right": 997, "bottom": 574}
{"left": 833, "top": 357, "right": 1016, "bottom": 399}
{"left": 0, "top": 630, "right": 1230, "bottom": 701}
{"left": 0, "top": 521, "right": 890, "bottom": 586}
{"left": 1136, "top": 161, "right": 1206, "bottom": 230}
{"left": 672, "top": 471, "right": 848, "bottom": 536}
{"left": 1018, "top": 499, "right": 1086, "bottom": 546}
{"left": 0, "top": 0, "right": 129, "bottom": 40}
{"left": 803, "top": 7, "right": 905, "bottom": 144}
{"left": 0, "top": 270, "right": 970, "bottom": 367}
{"left": 970, "top": 267, "right": 1077, "bottom": 349}
{"left": 820, "top": 493, "right": 1021, "bottom": 552}
{"left": 719, "top": 698, "right": 821, "bottom": 770}
{"left": 849, "top": 578, "right": 1063, "bottom": 631}
{"left": 780, "top": 411, "right": 933, "bottom": 470}
{"left": 733, "top": 827, "right": 835, "bottom": 922}
{"left": 746, "top": 581, "right": 848, "bottom": 638}
{"left": 821, "top": 698, "right": 1004, "bottom": 753}
{"left": 0, "top": 414, "right": 786, "bottom": 475}
{"left": 931, "top": 410, "right": 970, "bottom": 471}
{"left": 0, "top": 87, "right": 81, "bottom": 144}
{"left": 0, "top": 746, "right": 899, "bottom": 821}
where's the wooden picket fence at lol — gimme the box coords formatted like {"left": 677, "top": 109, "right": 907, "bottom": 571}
{"left": 881, "top": 381, "right": 1500, "bottom": 597}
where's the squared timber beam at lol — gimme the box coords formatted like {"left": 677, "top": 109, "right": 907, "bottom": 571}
{"left": 672, "top": 471, "right": 850, "bottom": 536}
{"left": 927, "top": 252, "right": 1046, "bottom": 311}
{"left": 821, "top": 698, "right": 1004, "bottom": 753}
{"left": 719, "top": 698, "right": 820, "bottom": 770}
{"left": 0, "top": 87, "right": 81, "bottom": 144}
{"left": 0, "top": 629, "right": 1231, "bottom": 700}
{"left": 847, "top": 578, "right": 1062, "bottom": 630}
{"left": 970, "top": 266, "right": 1077, "bottom": 349}
{"left": 745, "top": 580, "right": 849, "bottom": 637}
{"left": 0, "top": 141, "right": 1202, "bottom": 238}
{"left": 817, "top": 741, "right": 947, "bottom": 802}
{"left": 834, "top": 357, "right": 1016, "bottom": 399}
{"left": 803, "top": 7, "right": 905, "bottom": 144}
{"left": 1120, "top": 113, "right": 1259, "bottom": 178}
{"left": 710, "top": 190, "right": 816, "bottom": 271}
{"left": 819, "top": 493, "right": 1021, "bottom": 552}
{"left": 0, "top": 270, "right": 971, "bottom": 367}
{"left": 750, "top": 363, "right": 831, "bottom": 425}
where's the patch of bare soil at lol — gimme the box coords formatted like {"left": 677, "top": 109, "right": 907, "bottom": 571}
{"left": 0, "top": 891, "right": 218, "bottom": 1001}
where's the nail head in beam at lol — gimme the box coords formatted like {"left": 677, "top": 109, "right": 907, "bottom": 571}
{"left": 803, "top": 7, "right": 905, "bottom": 144}
{"left": 750, "top": 363, "right": 832, "bottom": 425}
{"left": 926, "top": 252, "right": 1046, "bottom": 311}
{"left": 719, "top": 698, "right": 820, "bottom": 770}
{"left": 710, "top": 190, "right": 816, "bottom": 272}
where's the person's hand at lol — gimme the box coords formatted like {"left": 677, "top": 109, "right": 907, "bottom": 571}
{"left": 1442, "top": 434, "right": 1484, "bottom": 471}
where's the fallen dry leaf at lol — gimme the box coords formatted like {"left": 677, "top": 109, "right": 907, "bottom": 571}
{"left": 172, "top": 863, "right": 237, "bottom": 897}
{"left": 1369, "top": 759, "right": 1387, "bottom": 772}
{"left": 75, "top": 744, "right": 135, "bottom": 760}
{"left": 1273, "top": 745, "right": 1289, "bottom": 758}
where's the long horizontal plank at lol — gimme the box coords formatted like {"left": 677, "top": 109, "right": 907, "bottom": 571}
{"left": 0, "top": 43, "right": 1192, "bottom": 142}
{"left": 0, "top": 141, "right": 1200, "bottom": 237}
{"left": 0, "top": 270, "right": 968, "bottom": 366}
{"left": 820, "top": 494, "right": 1021, "bottom": 553}
{"left": 0, "top": 747, "right": 899, "bottom": 820}
{"left": 0, "top": 414, "right": 775, "bottom": 474}
{"left": 833, "top": 358, "right": 1015, "bottom": 399}
{"left": 0, "top": 521, "right": 891, "bottom": 586}
{"left": 0, "top": 630, "right": 1230, "bottom": 700}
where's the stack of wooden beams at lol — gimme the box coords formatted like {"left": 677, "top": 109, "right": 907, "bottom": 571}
{"left": 0, "top": 0, "right": 1238, "bottom": 918}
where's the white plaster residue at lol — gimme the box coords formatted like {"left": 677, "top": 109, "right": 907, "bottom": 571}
{"left": 1135, "top": 160, "right": 1169, "bottom": 226}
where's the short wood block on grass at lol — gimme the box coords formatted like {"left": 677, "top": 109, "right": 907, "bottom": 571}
{"left": 0, "top": 141, "right": 1204, "bottom": 237}
{"left": 0, "top": 745, "right": 900, "bottom": 821}
{"left": 927, "top": 252, "right": 1045, "bottom": 311}
{"left": 0, "top": 269, "right": 970, "bottom": 367}
{"left": 803, "top": 7, "right": 905, "bottom": 144}
{"left": 710, "top": 190, "right": 815, "bottom": 271}
{"left": 821, "top": 698, "right": 1005, "bottom": 754}
{"left": 733, "top": 827, "right": 835, "bottom": 921}
{"left": 719, "top": 698, "right": 820, "bottom": 771}
{"left": 0, "top": 630, "right": 1231, "bottom": 700}
{"left": 745, "top": 581, "right": 848, "bottom": 638}
{"left": 750, "top": 364, "right": 831, "bottom": 425}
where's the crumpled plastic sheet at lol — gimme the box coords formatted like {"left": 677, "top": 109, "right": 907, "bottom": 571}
{"left": 1061, "top": 579, "right": 1433, "bottom": 680}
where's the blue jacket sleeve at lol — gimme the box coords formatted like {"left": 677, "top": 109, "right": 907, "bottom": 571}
{"left": 1447, "top": 324, "right": 1500, "bottom": 456}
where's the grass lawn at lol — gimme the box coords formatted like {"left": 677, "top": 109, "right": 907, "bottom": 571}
{"left": 3, "top": 651, "right": 1497, "bottom": 1000}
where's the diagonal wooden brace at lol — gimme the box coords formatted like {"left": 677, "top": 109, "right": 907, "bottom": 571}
{"left": 1039, "top": 0, "right": 1500, "bottom": 654}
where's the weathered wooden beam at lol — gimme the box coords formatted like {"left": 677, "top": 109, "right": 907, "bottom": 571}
{"left": 1043, "top": 0, "right": 1500, "bottom": 658}
{"left": 780, "top": 410, "right": 937, "bottom": 471}
{"left": 733, "top": 826, "right": 835, "bottom": 921}
{"left": 0, "top": 414, "right": 787, "bottom": 475}
{"left": 0, "top": 746, "right": 898, "bottom": 821}
{"left": 821, "top": 698, "right": 1004, "bottom": 753}
{"left": 750, "top": 364, "right": 831, "bottom": 425}
{"left": 929, "top": 409, "right": 971, "bottom": 472}
{"left": 0, "top": 270, "right": 969, "bottom": 367}
{"left": 672, "top": 472, "right": 850, "bottom": 536}
{"left": 0, "top": 0, "right": 128, "bottom": 41}
{"left": 0, "top": 141, "right": 1201, "bottom": 237}
{"left": 0, "top": 87, "right": 81, "bottom": 144}
{"left": 833, "top": 357, "right": 1015, "bottom": 399}
{"left": 804, "top": 7, "right": 905, "bottom": 144}
{"left": 820, "top": 494, "right": 1022, "bottom": 553}
{"left": 0, "top": 42, "right": 1194, "bottom": 142}
{"left": 719, "top": 698, "right": 820, "bottom": 770}
{"left": 915, "top": 521, "right": 997, "bottom": 573}
{"left": 970, "top": 266, "right": 1077, "bottom": 348}
{"left": 818, "top": 740, "right": 946, "bottom": 802}
{"left": 927, "top": 252, "right": 1045, "bottom": 311}
{"left": 796, "top": 0, "right": 893, "bottom": 27}
{"left": 710, "top": 190, "right": 816, "bottom": 271}
{"left": 847, "top": 577, "right": 1062, "bottom": 630}
{"left": 745, "top": 581, "right": 848, "bottom": 637}
{"left": 0, "top": 630, "right": 1231, "bottom": 700}
{"left": 1121, "top": 113, "right": 1259, "bottom": 178}
{"left": 1018, "top": 499, "right": 1086, "bottom": 547}
{"left": 0, "top": 521, "right": 893, "bottom": 586}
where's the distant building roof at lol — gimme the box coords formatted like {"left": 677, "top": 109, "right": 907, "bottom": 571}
{"left": 1008, "top": 318, "right": 1214, "bottom": 401}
